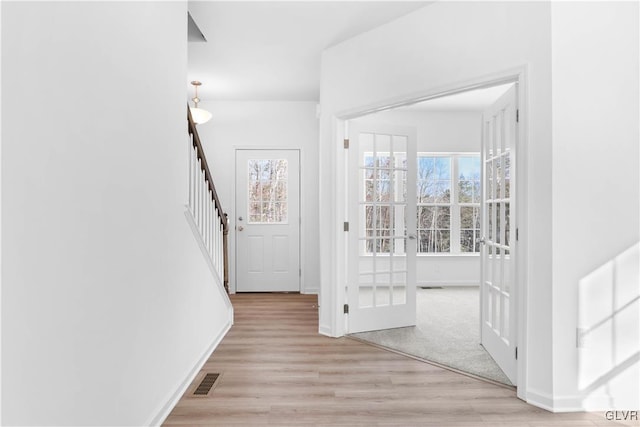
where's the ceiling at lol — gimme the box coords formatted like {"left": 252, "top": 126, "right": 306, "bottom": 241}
{"left": 187, "top": 1, "right": 430, "bottom": 102}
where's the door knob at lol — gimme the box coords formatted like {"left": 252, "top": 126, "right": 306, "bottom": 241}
{"left": 238, "top": 226, "right": 244, "bottom": 231}
{"left": 407, "top": 233, "right": 417, "bottom": 240}
{"left": 238, "top": 216, "right": 243, "bottom": 221}
{"left": 478, "top": 236, "right": 487, "bottom": 245}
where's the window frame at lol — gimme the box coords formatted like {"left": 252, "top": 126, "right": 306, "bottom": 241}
{"left": 452, "top": 153, "right": 481, "bottom": 255}
{"left": 416, "top": 152, "right": 481, "bottom": 256}
{"left": 246, "top": 158, "right": 290, "bottom": 225}
{"left": 359, "top": 151, "right": 481, "bottom": 256}
{"left": 416, "top": 154, "right": 452, "bottom": 254}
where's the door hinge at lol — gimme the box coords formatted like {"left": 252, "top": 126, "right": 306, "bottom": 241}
{"left": 515, "top": 346, "right": 518, "bottom": 360}
{"left": 344, "top": 139, "right": 349, "bottom": 149}
{"left": 299, "top": 268, "right": 301, "bottom": 277}
{"left": 344, "top": 222, "right": 349, "bottom": 232}
{"left": 344, "top": 304, "right": 349, "bottom": 314}
{"left": 516, "top": 109, "right": 519, "bottom": 123}
{"left": 516, "top": 228, "right": 519, "bottom": 241}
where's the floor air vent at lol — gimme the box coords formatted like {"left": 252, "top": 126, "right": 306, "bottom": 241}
{"left": 193, "top": 373, "right": 220, "bottom": 396}
{"left": 420, "top": 286, "right": 443, "bottom": 289}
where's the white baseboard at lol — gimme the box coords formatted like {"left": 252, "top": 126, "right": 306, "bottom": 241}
{"left": 148, "top": 314, "right": 233, "bottom": 426}
{"left": 526, "top": 389, "right": 611, "bottom": 413}
{"left": 551, "top": 395, "right": 589, "bottom": 412}
{"left": 417, "top": 280, "right": 479, "bottom": 287}
{"left": 319, "top": 324, "right": 333, "bottom": 337}
{"left": 526, "top": 388, "right": 556, "bottom": 412}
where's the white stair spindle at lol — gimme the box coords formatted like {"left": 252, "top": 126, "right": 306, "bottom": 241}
{"left": 200, "top": 169, "right": 205, "bottom": 233}
{"left": 188, "top": 140, "right": 193, "bottom": 213}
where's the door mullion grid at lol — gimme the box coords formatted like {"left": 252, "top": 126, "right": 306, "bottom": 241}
{"left": 499, "top": 109, "right": 507, "bottom": 339}
{"left": 490, "top": 116, "right": 498, "bottom": 330}
{"left": 481, "top": 120, "right": 489, "bottom": 328}
{"left": 451, "top": 155, "right": 461, "bottom": 253}
{"left": 372, "top": 134, "right": 378, "bottom": 308}
{"left": 389, "top": 135, "right": 395, "bottom": 306}
{"left": 393, "top": 155, "right": 405, "bottom": 256}
{"left": 508, "top": 100, "right": 517, "bottom": 350}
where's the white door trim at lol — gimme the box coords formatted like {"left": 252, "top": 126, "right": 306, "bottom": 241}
{"left": 232, "top": 147, "right": 305, "bottom": 294}
{"left": 330, "top": 66, "right": 529, "bottom": 400}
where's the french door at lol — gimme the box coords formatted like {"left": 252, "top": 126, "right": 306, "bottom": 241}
{"left": 480, "top": 85, "right": 518, "bottom": 384}
{"left": 235, "top": 149, "right": 300, "bottom": 292}
{"left": 347, "top": 124, "right": 417, "bottom": 333}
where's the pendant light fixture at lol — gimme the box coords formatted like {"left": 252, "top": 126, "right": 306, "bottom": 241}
{"left": 190, "top": 80, "right": 212, "bottom": 125}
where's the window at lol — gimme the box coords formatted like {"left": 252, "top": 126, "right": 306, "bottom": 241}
{"left": 248, "top": 159, "right": 288, "bottom": 223}
{"left": 361, "top": 152, "right": 481, "bottom": 255}
{"left": 417, "top": 157, "right": 451, "bottom": 252}
{"left": 458, "top": 156, "right": 481, "bottom": 252}
{"left": 417, "top": 154, "right": 480, "bottom": 254}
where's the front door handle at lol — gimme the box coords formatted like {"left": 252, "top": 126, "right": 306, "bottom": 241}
{"left": 238, "top": 226, "right": 244, "bottom": 231}
{"left": 407, "top": 233, "right": 417, "bottom": 240}
{"left": 478, "top": 236, "right": 487, "bottom": 245}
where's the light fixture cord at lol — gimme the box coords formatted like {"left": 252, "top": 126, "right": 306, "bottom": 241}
{"left": 193, "top": 84, "right": 199, "bottom": 108}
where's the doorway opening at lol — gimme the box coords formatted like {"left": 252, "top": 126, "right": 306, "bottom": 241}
{"left": 344, "top": 81, "right": 519, "bottom": 387}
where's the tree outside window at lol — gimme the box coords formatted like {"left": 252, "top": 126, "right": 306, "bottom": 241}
{"left": 362, "top": 152, "right": 481, "bottom": 255}
{"left": 248, "top": 159, "right": 288, "bottom": 223}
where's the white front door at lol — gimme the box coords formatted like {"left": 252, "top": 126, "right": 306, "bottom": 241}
{"left": 480, "top": 85, "right": 518, "bottom": 384}
{"left": 235, "top": 149, "right": 300, "bottom": 292}
{"left": 347, "top": 124, "right": 417, "bottom": 333}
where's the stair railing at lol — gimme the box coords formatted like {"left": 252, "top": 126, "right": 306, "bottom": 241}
{"left": 187, "top": 106, "right": 229, "bottom": 292}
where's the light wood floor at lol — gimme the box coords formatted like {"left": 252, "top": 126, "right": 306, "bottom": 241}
{"left": 164, "top": 293, "right": 638, "bottom": 426}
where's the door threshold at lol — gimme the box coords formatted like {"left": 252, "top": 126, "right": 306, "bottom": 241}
{"left": 347, "top": 334, "right": 516, "bottom": 391}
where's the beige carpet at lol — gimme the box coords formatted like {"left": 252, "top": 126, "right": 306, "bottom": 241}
{"left": 350, "top": 286, "right": 512, "bottom": 385}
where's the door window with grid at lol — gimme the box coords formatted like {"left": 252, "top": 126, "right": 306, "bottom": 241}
{"left": 247, "top": 159, "right": 288, "bottom": 223}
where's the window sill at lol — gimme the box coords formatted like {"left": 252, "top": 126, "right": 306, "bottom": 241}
{"left": 358, "top": 253, "right": 480, "bottom": 257}
{"left": 417, "top": 253, "right": 480, "bottom": 258}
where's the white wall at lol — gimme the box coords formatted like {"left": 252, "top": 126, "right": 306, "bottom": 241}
{"left": 355, "top": 110, "right": 482, "bottom": 153}
{"left": 194, "top": 101, "right": 320, "bottom": 294}
{"left": 352, "top": 111, "right": 482, "bottom": 287}
{"left": 1, "top": 2, "right": 232, "bottom": 425}
{"left": 319, "top": 0, "right": 553, "bottom": 405}
{"left": 551, "top": 2, "right": 639, "bottom": 410}
{"left": 0, "top": 1, "right": 3, "bottom": 421}
{"left": 319, "top": 0, "right": 640, "bottom": 412}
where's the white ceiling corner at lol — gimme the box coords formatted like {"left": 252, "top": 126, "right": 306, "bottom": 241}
{"left": 187, "top": 1, "right": 431, "bottom": 102}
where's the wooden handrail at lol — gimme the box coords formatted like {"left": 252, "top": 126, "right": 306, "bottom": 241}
{"left": 187, "top": 106, "right": 228, "bottom": 233}
{"left": 187, "top": 106, "right": 230, "bottom": 292}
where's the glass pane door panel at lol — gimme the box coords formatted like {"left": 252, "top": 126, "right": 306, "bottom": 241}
{"left": 503, "top": 250, "right": 511, "bottom": 293}
{"left": 376, "top": 283, "right": 391, "bottom": 307}
{"left": 393, "top": 285, "right": 407, "bottom": 305}
{"left": 359, "top": 286, "right": 374, "bottom": 308}
{"left": 247, "top": 159, "right": 288, "bottom": 223}
{"left": 358, "top": 130, "right": 408, "bottom": 308}
{"left": 503, "top": 297, "right": 510, "bottom": 338}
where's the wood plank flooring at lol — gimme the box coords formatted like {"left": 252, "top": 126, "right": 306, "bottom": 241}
{"left": 163, "top": 293, "right": 638, "bottom": 426}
